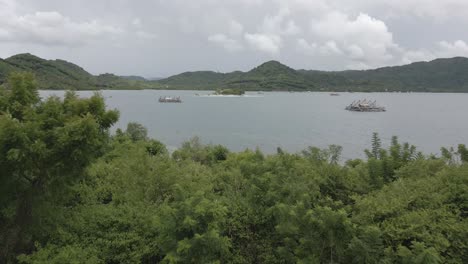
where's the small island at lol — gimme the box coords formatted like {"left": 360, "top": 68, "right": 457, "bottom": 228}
{"left": 214, "top": 88, "right": 245, "bottom": 95}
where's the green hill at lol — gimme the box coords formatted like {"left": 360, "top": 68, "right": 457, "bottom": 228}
{"left": 224, "top": 60, "right": 315, "bottom": 90}
{"left": 1, "top": 53, "right": 95, "bottom": 90}
{"left": 0, "top": 53, "right": 160, "bottom": 90}
{"left": 158, "top": 57, "right": 468, "bottom": 92}
{"left": 158, "top": 71, "right": 226, "bottom": 89}
{"left": 2, "top": 53, "right": 468, "bottom": 92}
{"left": 329, "top": 57, "right": 468, "bottom": 92}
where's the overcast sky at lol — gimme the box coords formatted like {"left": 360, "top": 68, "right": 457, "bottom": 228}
{"left": 1, "top": 0, "right": 468, "bottom": 77}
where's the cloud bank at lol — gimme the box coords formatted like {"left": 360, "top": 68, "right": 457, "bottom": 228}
{"left": 0, "top": 0, "right": 467, "bottom": 76}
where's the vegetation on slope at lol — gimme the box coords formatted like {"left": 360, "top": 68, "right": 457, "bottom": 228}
{"left": 1, "top": 53, "right": 95, "bottom": 90}
{"left": 1, "top": 73, "right": 467, "bottom": 263}
{"left": 159, "top": 57, "right": 468, "bottom": 92}
{"left": 94, "top": 73, "right": 156, "bottom": 90}
{"left": 320, "top": 57, "right": 468, "bottom": 92}
{"left": 2, "top": 53, "right": 468, "bottom": 92}
{"left": 0, "top": 54, "right": 160, "bottom": 90}
{"left": 157, "top": 71, "right": 227, "bottom": 90}
{"left": 225, "top": 60, "right": 315, "bottom": 91}
{"left": 157, "top": 61, "right": 317, "bottom": 91}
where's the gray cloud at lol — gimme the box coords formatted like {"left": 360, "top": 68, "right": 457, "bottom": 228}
{"left": 0, "top": 0, "right": 467, "bottom": 77}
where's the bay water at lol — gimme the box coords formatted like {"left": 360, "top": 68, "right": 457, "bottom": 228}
{"left": 40, "top": 90, "right": 468, "bottom": 160}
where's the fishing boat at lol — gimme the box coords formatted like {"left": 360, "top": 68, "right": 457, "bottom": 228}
{"left": 345, "top": 99, "right": 385, "bottom": 112}
{"left": 159, "top": 96, "right": 182, "bottom": 103}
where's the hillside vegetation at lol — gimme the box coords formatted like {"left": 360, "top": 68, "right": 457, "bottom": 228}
{"left": 159, "top": 58, "right": 468, "bottom": 92}
{"left": 2, "top": 53, "right": 468, "bottom": 92}
{"left": 1, "top": 73, "right": 467, "bottom": 263}
{"left": 0, "top": 53, "right": 159, "bottom": 90}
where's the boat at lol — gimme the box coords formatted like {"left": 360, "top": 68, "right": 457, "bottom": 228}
{"left": 345, "top": 99, "right": 386, "bottom": 112}
{"left": 159, "top": 96, "right": 182, "bottom": 103}
{"left": 330, "top": 93, "right": 340, "bottom": 96}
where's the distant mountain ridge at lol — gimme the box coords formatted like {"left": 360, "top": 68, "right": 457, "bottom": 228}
{"left": 1, "top": 53, "right": 468, "bottom": 92}
{"left": 159, "top": 58, "right": 468, "bottom": 92}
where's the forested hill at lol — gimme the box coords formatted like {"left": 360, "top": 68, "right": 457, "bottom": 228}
{"left": 158, "top": 57, "right": 468, "bottom": 92}
{"left": 2, "top": 53, "right": 468, "bottom": 91}
{"left": 0, "top": 53, "right": 158, "bottom": 90}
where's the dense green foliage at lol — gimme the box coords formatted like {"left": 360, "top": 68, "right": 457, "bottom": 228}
{"left": 0, "top": 54, "right": 159, "bottom": 90}
{"left": 1, "top": 73, "right": 467, "bottom": 263}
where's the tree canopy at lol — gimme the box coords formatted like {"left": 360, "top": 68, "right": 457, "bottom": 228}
{"left": 1, "top": 73, "right": 467, "bottom": 263}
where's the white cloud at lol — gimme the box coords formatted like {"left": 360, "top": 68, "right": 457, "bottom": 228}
{"left": 206, "top": 19, "right": 244, "bottom": 52}
{"left": 240, "top": 6, "right": 301, "bottom": 55}
{"left": 276, "top": 0, "right": 330, "bottom": 16}
{"left": 354, "top": 0, "right": 468, "bottom": 20}
{"left": 244, "top": 33, "right": 281, "bottom": 54}
{"left": 320, "top": 41, "right": 343, "bottom": 55}
{"left": 401, "top": 40, "right": 468, "bottom": 64}
{"left": 346, "top": 61, "right": 371, "bottom": 70}
{"left": 0, "top": 8, "right": 123, "bottom": 46}
{"left": 0, "top": 0, "right": 16, "bottom": 15}
{"left": 306, "top": 12, "right": 397, "bottom": 67}
{"left": 236, "top": 0, "right": 265, "bottom": 5}
{"left": 401, "top": 49, "right": 435, "bottom": 64}
{"left": 346, "top": 45, "right": 365, "bottom": 59}
{"left": 297, "top": 39, "right": 348, "bottom": 56}
{"left": 208, "top": 34, "right": 243, "bottom": 52}
{"left": 283, "top": 20, "right": 301, "bottom": 36}
{"left": 229, "top": 20, "right": 244, "bottom": 36}
{"left": 297, "top": 38, "right": 317, "bottom": 55}
{"left": 130, "top": 18, "right": 158, "bottom": 41}
{"left": 259, "top": 7, "right": 301, "bottom": 36}
{"left": 437, "top": 40, "right": 468, "bottom": 57}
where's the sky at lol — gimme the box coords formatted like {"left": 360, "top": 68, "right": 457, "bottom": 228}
{"left": 1, "top": 0, "right": 468, "bottom": 78}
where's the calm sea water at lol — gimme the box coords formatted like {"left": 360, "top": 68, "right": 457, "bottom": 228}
{"left": 39, "top": 90, "right": 468, "bottom": 160}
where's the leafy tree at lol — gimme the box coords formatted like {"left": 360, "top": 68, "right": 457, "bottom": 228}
{"left": 457, "top": 144, "right": 468, "bottom": 163}
{"left": 441, "top": 144, "right": 468, "bottom": 164}
{"left": 394, "top": 242, "right": 442, "bottom": 264}
{"left": 301, "top": 144, "right": 342, "bottom": 164}
{"left": 172, "top": 137, "right": 230, "bottom": 165}
{"left": 126, "top": 122, "right": 148, "bottom": 141}
{"left": 365, "top": 132, "right": 382, "bottom": 159}
{"left": 145, "top": 139, "right": 168, "bottom": 156}
{"left": 0, "top": 73, "right": 119, "bottom": 262}
{"left": 346, "top": 226, "right": 384, "bottom": 263}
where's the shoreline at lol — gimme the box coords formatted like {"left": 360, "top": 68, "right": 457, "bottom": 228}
{"left": 37, "top": 88, "right": 468, "bottom": 94}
